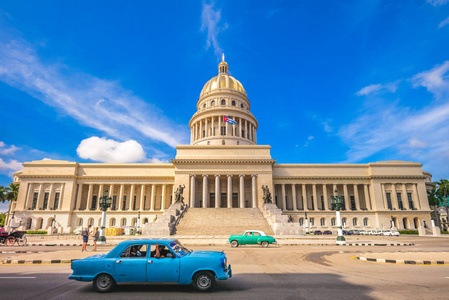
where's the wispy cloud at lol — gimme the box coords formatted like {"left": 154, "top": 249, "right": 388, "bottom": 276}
{"left": 438, "top": 16, "right": 449, "bottom": 28}
{"left": 0, "top": 141, "right": 20, "bottom": 156}
{"left": 0, "top": 30, "right": 187, "bottom": 152}
{"left": 340, "top": 61, "right": 449, "bottom": 178}
{"left": 427, "top": 0, "right": 449, "bottom": 6}
{"left": 356, "top": 81, "right": 399, "bottom": 96}
{"left": 201, "top": 1, "right": 228, "bottom": 58}
{"left": 266, "top": 8, "right": 282, "bottom": 19}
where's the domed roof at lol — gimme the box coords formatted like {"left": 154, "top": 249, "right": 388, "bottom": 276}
{"left": 200, "top": 57, "right": 247, "bottom": 97}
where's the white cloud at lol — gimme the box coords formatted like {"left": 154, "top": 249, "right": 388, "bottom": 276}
{"left": 340, "top": 61, "right": 449, "bottom": 178}
{"left": 427, "top": 0, "right": 449, "bottom": 6}
{"left": 308, "top": 136, "right": 314, "bottom": 140}
{"left": 77, "top": 137, "right": 147, "bottom": 163}
{"left": 0, "top": 31, "right": 187, "bottom": 149}
{"left": 0, "top": 141, "right": 20, "bottom": 155}
{"left": 356, "top": 82, "right": 398, "bottom": 96}
{"left": 0, "top": 158, "right": 23, "bottom": 172}
{"left": 201, "top": 1, "right": 228, "bottom": 57}
{"left": 438, "top": 16, "right": 449, "bottom": 28}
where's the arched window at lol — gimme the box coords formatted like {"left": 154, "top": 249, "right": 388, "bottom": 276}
{"left": 402, "top": 218, "right": 408, "bottom": 229}
{"left": 78, "top": 218, "right": 83, "bottom": 226}
{"left": 203, "top": 103, "right": 206, "bottom": 108}
{"left": 221, "top": 99, "right": 226, "bottom": 105}
{"left": 132, "top": 218, "right": 137, "bottom": 226}
{"left": 331, "top": 218, "right": 336, "bottom": 226}
{"left": 299, "top": 218, "right": 304, "bottom": 226}
{"left": 211, "top": 100, "right": 215, "bottom": 106}
{"left": 310, "top": 218, "right": 315, "bottom": 226}
{"left": 37, "top": 218, "right": 43, "bottom": 229}
{"left": 88, "top": 218, "right": 94, "bottom": 226}
{"left": 342, "top": 218, "right": 347, "bottom": 227}
{"left": 353, "top": 218, "right": 358, "bottom": 226}
{"left": 363, "top": 218, "right": 368, "bottom": 226}
{"left": 320, "top": 218, "right": 326, "bottom": 226}
{"left": 144, "top": 218, "right": 149, "bottom": 224}
{"left": 232, "top": 100, "right": 236, "bottom": 106}
{"left": 26, "top": 218, "right": 32, "bottom": 230}
{"left": 413, "top": 217, "right": 419, "bottom": 229}
{"left": 110, "top": 218, "right": 116, "bottom": 226}
{"left": 240, "top": 104, "right": 244, "bottom": 108}
{"left": 121, "top": 218, "right": 127, "bottom": 226}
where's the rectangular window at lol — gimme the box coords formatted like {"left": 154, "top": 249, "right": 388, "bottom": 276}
{"left": 221, "top": 127, "right": 226, "bottom": 135}
{"left": 221, "top": 193, "right": 227, "bottom": 208}
{"left": 241, "top": 130, "right": 245, "bottom": 137}
{"left": 43, "top": 192, "right": 49, "bottom": 209}
{"left": 407, "top": 193, "right": 414, "bottom": 210}
{"left": 386, "top": 193, "right": 392, "bottom": 210}
{"left": 112, "top": 196, "right": 117, "bottom": 210}
{"left": 275, "top": 196, "right": 278, "bottom": 205}
{"left": 202, "top": 130, "right": 205, "bottom": 138}
{"left": 133, "top": 195, "right": 137, "bottom": 210}
{"left": 311, "top": 196, "right": 315, "bottom": 210}
{"left": 321, "top": 195, "right": 325, "bottom": 210}
{"left": 341, "top": 196, "right": 346, "bottom": 210}
{"left": 53, "top": 192, "right": 60, "bottom": 210}
{"left": 397, "top": 193, "right": 403, "bottom": 210}
{"left": 123, "top": 196, "right": 127, "bottom": 210}
{"left": 91, "top": 195, "right": 97, "bottom": 210}
{"left": 350, "top": 196, "right": 356, "bottom": 210}
{"left": 32, "top": 192, "right": 38, "bottom": 209}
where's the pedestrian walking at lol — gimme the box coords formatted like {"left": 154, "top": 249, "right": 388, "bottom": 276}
{"left": 93, "top": 227, "right": 99, "bottom": 251}
{"left": 81, "top": 224, "right": 91, "bottom": 252}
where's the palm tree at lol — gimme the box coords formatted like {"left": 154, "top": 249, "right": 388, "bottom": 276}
{"left": 0, "top": 185, "right": 9, "bottom": 204}
{"left": 436, "top": 179, "right": 449, "bottom": 198}
{"left": 5, "top": 183, "right": 19, "bottom": 228}
{"left": 427, "top": 187, "right": 439, "bottom": 206}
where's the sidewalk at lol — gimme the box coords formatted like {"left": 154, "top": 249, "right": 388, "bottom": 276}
{"left": 357, "top": 252, "right": 449, "bottom": 265}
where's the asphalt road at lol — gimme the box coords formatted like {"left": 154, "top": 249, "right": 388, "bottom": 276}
{"left": 1, "top": 241, "right": 449, "bottom": 300}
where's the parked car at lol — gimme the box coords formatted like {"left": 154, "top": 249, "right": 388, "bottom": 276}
{"left": 367, "top": 230, "right": 379, "bottom": 235}
{"left": 342, "top": 230, "right": 352, "bottom": 235}
{"left": 228, "top": 230, "right": 276, "bottom": 248}
{"left": 382, "top": 230, "right": 400, "bottom": 236}
{"left": 313, "top": 230, "right": 323, "bottom": 235}
{"left": 69, "top": 239, "right": 232, "bottom": 292}
{"left": 323, "top": 230, "right": 333, "bottom": 235}
{"left": 349, "top": 230, "right": 360, "bottom": 235}
{"left": 359, "top": 230, "right": 367, "bottom": 235}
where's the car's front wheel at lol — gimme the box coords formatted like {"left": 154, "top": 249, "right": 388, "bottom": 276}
{"left": 261, "top": 241, "right": 269, "bottom": 248}
{"left": 230, "top": 240, "right": 239, "bottom": 247}
{"left": 192, "top": 271, "right": 215, "bottom": 292}
{"left": 93, "top": 273, "right": 116, "bottom": 293}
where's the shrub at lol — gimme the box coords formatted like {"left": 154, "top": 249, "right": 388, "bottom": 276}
{"left": 398, "top": 230, "right": 419, "bottom": 235}
{"left": 26, "top": 230, "right": 47, "bottom": 234}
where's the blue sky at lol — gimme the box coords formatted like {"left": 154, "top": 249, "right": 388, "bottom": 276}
{"left": 1, "top": 1, "right": 449, "bottom": 211}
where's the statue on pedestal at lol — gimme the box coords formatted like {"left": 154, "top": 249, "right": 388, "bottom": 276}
{"left": 262, "top": 185, "right": 272, "bottom": 204}
{"left": 174, "top": 185, "right": 185, "bottom": 203}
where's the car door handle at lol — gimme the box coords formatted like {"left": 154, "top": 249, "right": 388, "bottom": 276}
{"left": 148, "top": 260, "right": 154, "bottom": 264}
{"left": 116, "top": 260, "right": 122, "bottom": 264}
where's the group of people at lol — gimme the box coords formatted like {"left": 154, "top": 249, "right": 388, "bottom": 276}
{"left": 81, "top": 224, "right": 100, "bottom": 252}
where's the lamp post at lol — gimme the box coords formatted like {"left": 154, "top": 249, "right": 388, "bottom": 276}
{"left": 136, "top": 211, "right": 141, "bottom": 235}
{"left": 331, "top": 189, "right": 346, "bottom": 245}
{"left": 304, "top": 212, "right": 309, "bottom": 234}
{"left": 98, "top": 189, "right": 112, "bottom": 244}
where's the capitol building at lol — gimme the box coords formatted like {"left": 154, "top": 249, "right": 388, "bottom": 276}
{"left": 9, "top": 58, "right": 433, "bottom": 235}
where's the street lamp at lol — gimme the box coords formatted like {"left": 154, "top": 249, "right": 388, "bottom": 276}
{"left": 331, "top": 189, "right": 346, "bottom": 245}
{"left": 98, "top": 189, "right": 112, "bottom": 244}
{"left": 136, "top": 211, "right": 141, "bottom": 235}
{"left": 304, "top": 212, "right": 309, "bottom": 234}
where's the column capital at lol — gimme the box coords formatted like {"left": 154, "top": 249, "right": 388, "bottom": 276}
{"left": 202, "top": 174, "right": 208, "bottom": 178}
{"left": 227, "top": 174, "right": 233, "bottom": 178}
{"left": 239, "top": 174, "right": 245, "bottom": 178}
{"left": 215, "top": 174, "right": 221, "bottom": 178}
{"left": 251, "top": 174, "right": 257, "bottom": 178}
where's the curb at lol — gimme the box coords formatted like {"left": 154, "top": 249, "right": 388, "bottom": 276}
{"left": 3, "top": 243, "right": 118, "bottom": 247}
{"left": 2, "top": 259, "right": 75, "bottom": 265}
{"left": 357, "top": 256, "right": 448, "bottom": 265}
{"left": 337, "top": 243, "right": 414, "bottom": 247}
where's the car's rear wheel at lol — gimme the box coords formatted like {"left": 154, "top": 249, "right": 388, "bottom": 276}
{"left": 93, "top": 273, "right": 116, "bottom": 293}
{"left": 261, "top": 241, "right": 269, "bottom": 248}
{"left": 230, "top": 240, "right": 239, "bottom": 247}
{"left": 192, "top": 271, "right": 215, "bottom": 292}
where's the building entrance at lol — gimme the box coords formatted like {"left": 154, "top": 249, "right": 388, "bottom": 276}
{"left": 232, "top": 193, "right": 238, "bottom": 208}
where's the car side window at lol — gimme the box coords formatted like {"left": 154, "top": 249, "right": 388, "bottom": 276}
{"left": 253, "top": 232, "right": 260, "bottom": 236}
{"left": 244, "top": 232, "right": 252, "bottom": 236}
{"left": 120, "top": 244, "right": 147, "bottom": 258}
{"left": 150, "top": 244, "right": 174, "bottom": 258}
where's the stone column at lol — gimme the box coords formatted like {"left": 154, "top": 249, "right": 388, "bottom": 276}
{"left": 226, "top": 117, "right": 229, "bottom": 136}
{"left": 219, "top": 115, "right": 222, "bottom": 136}
{"left": 75, "top": 184, "right": 83, "bottom": 210}
{"left": 150, "top": 184, "right": 156, "bottom": 211}
{"left": 354, "top": 184, "right": 361, "bottom": 211}
{"left": 190, "top": 175, "right": 196, "bottom": 208}
{"left": 239, "top": 175, "right": 245, "bottom": 208}
{"left": 109, "top": 184, "right": 114, "bottom": 209}
{"left": 291, "top": 184, "right": 297, "bottom": 211}
{"left": 97, "top": 184, "right": 104, "bottom": 211}
{"left": 128, "top": 184, "right": 135, "bottom": 211}
{"left": 86, "top": 184, "right": 93, "bottom": 210}
{"left": 391, "top": 183, "right": 399, "bottom": 210}
{"left": 227, "top": 175, "right": 232, "bottom": 208}
{"left": 412, "top": 184, "right": 421, "bottom": 209}
{"left": 302, "top": 184, "right": 308, "bottom": 211}
{"left": 211, "top": 117, "right": 215, "bottom": 136}
{"left": 202, "top": 175, "right": 208, "bottom": 208}
{"left": 364, "top": 184, "right": 372, "bottom": 210}
{"left": 255, "top": 129, "right": 257, "bottom": 144}
{"left": 381, "top": 184, "right": 388, "bottom": 210}
{"left": 312, "top": 184, "right": 318, "bottom": 210}
{"left": 323, "top": 184, "right": 329, "bottom": 211}
{"left": 238, "top": 118, "right": 242, "bottom": 137}
{"left": 119, "top": 184, "right": 124, "bottom": 211}
{"left": 140, "top": 185, "right": 146, "bottom": 210}
{"left": 58, "top": 184, "right": 65, "bottom": 211}
{"left": 249, "top": 123, "right": 253, "bottom": 141}
{"left": 343, "top": 184, "right": 350, "bottom": 210}
{"left": 402, "top": 184, "right": 410, "bottom": 210}
{"left": 199, "top": 119, "right": 203, "bottom": 139}
{"left": 48, "top": 183, "right": 55, "bottom": 210}
{"left": 215, "top": 175, "right": 221, "bottom": 208}
{"left": 205, "top": 118, "right": 208, "bottom": 137}
{"left": 37, "top": 184, "right": 45, "bottom": 209}
{"left": 172, "top": 185, "right": 176, "bottom": 204}
{"left": 252, "top": 175, "right": 257, "bottom": 208}
{"left": 25, "top": 183, "right": 34, "bottom": 210}
{"left": 245, "top": 120, "right": 248, "bottom": 139}
{"left": 281, "top": 184, "right": 286, "bottom": 210}
{"left": 161, "top": 184, "right": 166, "bottom": 211}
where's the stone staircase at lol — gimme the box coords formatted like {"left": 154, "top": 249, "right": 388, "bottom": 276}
{"left": 174, "top": 208, "right": 274, "bottom": 236}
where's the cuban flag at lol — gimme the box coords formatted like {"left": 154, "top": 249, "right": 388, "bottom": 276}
{"left": 224, "top": 116, "right": 237, "bottom": 125}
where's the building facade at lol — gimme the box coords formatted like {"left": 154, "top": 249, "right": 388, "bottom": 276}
{"left": 8, "top": 58, "right": 433, "bottom": 233}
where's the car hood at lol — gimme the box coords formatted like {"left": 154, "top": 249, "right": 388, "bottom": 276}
{"left": 187, "top": 251, "right": 224, "bottom": 258}
{"left": 83, "top": 254, "right": 107, "bottom": 260}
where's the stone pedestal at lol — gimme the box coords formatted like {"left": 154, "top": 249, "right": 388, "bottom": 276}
{"left": 260, "top": 203, "right": 303, "bottom": 236}
{"left": 142, "top": 202, "right": 187, "bottom": 236}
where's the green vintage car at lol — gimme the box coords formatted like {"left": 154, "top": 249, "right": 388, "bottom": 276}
{"left": 228, "top": 230, "right": 277, "bottom": 248}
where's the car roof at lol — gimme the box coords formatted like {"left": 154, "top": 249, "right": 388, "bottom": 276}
{"left": 118, "top": 238, "right": 177, "bottom": 245}
{"left": 244, "top": 230, "right": 266, "bottom": 235}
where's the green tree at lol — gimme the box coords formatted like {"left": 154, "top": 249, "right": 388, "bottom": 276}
{"left": 0, "top": 185, "right": 9, "bottom": 204}
{"left": 0, "top": 213, "right": 5, "bottom": 226}
{"left": 436, "top": 179, "right": 449, "bottom": 198}
{"left": 427, "top": 187, "right": 439, "bottom": 206}
{"left": 5, "top": 183, "right": 19, "bottom": 224}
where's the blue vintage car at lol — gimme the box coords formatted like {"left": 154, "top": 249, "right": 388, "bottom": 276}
{"left": 69, "top": 238, "right": 232, "bottom": 292}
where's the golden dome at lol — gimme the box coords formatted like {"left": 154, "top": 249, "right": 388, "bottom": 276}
{"left": 200, "top": 59, "right": 247, "bottom": 97}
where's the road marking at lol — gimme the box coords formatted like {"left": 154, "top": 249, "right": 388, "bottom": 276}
{"left": 0, "top": 277, "right": 36, "bottom": 279}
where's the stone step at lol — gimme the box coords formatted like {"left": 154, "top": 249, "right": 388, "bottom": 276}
{"left": 175, "top": 208, "right": 274, "bottom": 236}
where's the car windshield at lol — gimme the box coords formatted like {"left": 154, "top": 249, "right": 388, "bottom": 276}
{"left": 168, "top": 240, "right": 191, "bottom": 257}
